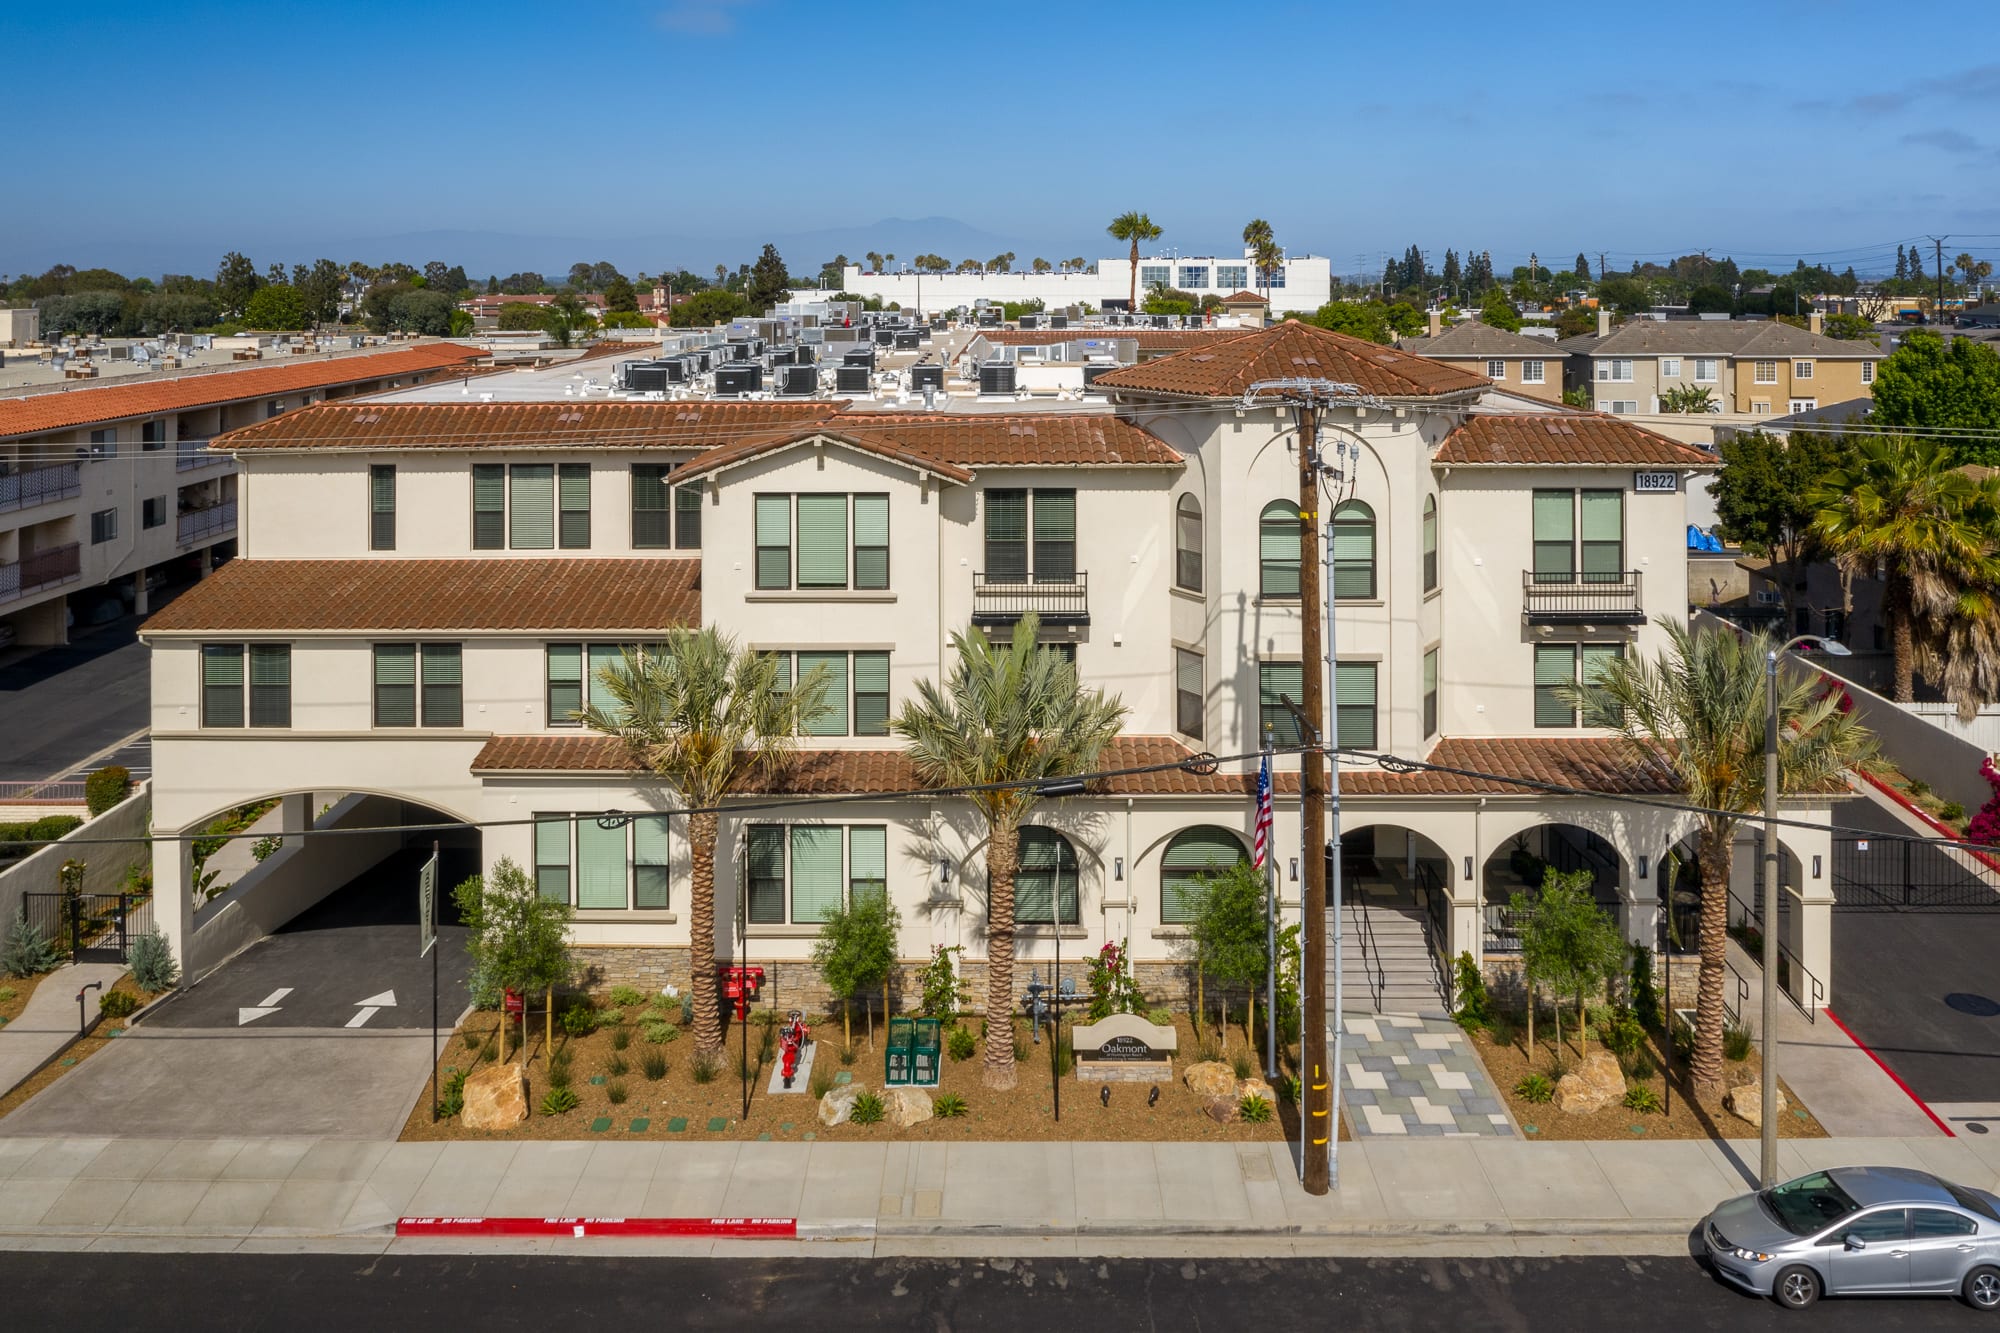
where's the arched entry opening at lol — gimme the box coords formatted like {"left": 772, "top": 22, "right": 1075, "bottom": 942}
{"left": 1336, "top": 825, "right": 1454, "bottom": 1015}
{"left": 1481, "top": 824, "right": 1621, "bottom": 956}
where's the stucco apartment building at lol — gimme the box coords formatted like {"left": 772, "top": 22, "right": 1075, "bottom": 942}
{"left": 139, "top": 322, "right": 1840, "bottom": 1016}
{"left": 0, "top": 342, "right": 484, "bottom": 647}
{"left": 1558, "top": 313, "right": 1883, "bottom": 417}
{"left": 1395, "top": 315, "right": 1564, "bottom": 403}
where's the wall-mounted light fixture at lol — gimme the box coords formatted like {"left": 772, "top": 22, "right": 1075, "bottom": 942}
{"left": 1637, "top": 855, "right": 1650, "bottom": 881}
{"left": 1812, "top": 854, "right": 1822, "bottom": 880}
{"left": 1289, "top": 858, "right": 1299, "bottom": 883}
{"left": 1463, "top": 856, "right": 1474, "bottom": 881}
{"left": 1113, "top": 856, "right": 1125, "bottom": 882}
{"left": 937, "top": 859, "right": 952, "bottom": 886}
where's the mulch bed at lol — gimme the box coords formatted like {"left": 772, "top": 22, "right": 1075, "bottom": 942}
{"left": 400, "top": 1005, "right": 1292, "bottom": 1144}
{"left": 0, "top": 974, "right": 151, "bottom": 1120}
{"left": 0, "top": 972, "right": 48, "bottom": 1028}
{"left": 1469, "top": 1019, "right": 1827, "bottom": 1142}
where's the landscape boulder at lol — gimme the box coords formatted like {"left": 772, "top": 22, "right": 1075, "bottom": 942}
{"left": 1238, "top": 1077, "right": 1277, "bottom": 1107}
{"left": 1725, "top": 1083, "right": 1789, "bottom": 1129}
{"left": 886, "top": 1087, "right": 934, "bottom": 1128}
{"left": 1554, "top": 1050, "right": 1626, "bottom": 1115}
{"left": 818, "top": 1083, "right": 862, "bottom": 1127}
{"left": 461, "top": 1062, "right": 528, "bottom": 1131}
{"left": 1203, "top": 1095, "right": 1239, "bottom": 1124}
{"left": 1184, "top": 1061, "right": 1237, "bottom": 1100}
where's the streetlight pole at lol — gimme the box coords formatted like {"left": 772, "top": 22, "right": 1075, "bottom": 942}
{"left": 1761, "top": 632, "right": 1849, "bottom": 1187}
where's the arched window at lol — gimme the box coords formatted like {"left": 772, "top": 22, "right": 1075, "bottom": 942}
{"left": 1332, "top": 500, "right": 1376, "bottom": 599}
{"left": 1422, "top": 495, "right": 1438, "bottom": 593}
{"left": 1175, "top": 494, "right": 1203, "bottom": 592}
{"left": 1258, "top": 500, "right": 1299, "bottom": 597}
{"left": 1161, "top": 825, "right": 1250, "bottom": 925}
{"left": 1017, "top": 826, "right": 1080, "bottom": 925}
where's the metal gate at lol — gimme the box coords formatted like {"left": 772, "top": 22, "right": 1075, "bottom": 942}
{"left": 21, "top": 892, "right": 147, "bottom": 962}
{"left": 1832, "top": 835, "right": 2000, "bottom": 911}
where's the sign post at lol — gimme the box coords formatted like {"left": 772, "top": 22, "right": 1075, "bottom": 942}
{"left": 421, "top": 843, "right": 439, "bottom": 1121}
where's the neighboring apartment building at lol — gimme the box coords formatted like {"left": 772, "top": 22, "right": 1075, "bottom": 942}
{"left": 0, "top": 343, "right": 483, "bottom": 647}
{"left": 1558, "top": 313, "right": 1884, "bottom": 417}
{"left": 839, "top": 250, "right": 1334, "bottom": 316}
{"left": 140, "top": 322, "right": 1839, "bottom": 1014}
{"left": 1395, "top": 315, "right": 1562, "bottom": 403}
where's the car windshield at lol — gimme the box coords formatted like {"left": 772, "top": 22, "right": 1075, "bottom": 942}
{"left": 1761, "top": 1172, "right": 1861, "bottom": 1236}
{"left": 1949, "top": 1184, "right": 2000, "bottom": 1223}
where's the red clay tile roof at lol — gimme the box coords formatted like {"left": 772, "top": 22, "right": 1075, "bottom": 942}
{"left": 0, "top": 344, "right": 486, "bottom": 440}
{"left": 672, "top": 412, "right": 1181, "bottom": 482}
{"left": 1435, "top": 413, "right": 1717, "bottom": 467}
{"left": 1219, "top": 291, "right": 1269, "bottom": 304}
{"left": 141, "top": 558, "right": 700, "bottom": 634}
{"left": 977, "top": 329, "right": 1242, "bottom": 350}
{"left": 1090, "top": 320, "right": 1490, "bottom": 400}
{"left": 670, "top": 423, "right": 976, "bottom": 485}
{"left": 217, "top": 400, "right": 845, "bottom": 451}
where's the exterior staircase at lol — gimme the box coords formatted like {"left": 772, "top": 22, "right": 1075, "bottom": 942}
{"left": 1332, "top": 896, "right": 1451, "bottom": 1018}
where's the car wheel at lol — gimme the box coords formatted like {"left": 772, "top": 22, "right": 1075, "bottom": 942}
{"left": 1774, "top": 1266, "right": 1821, "bottom": 1310}
{"left": 1966, "top": 1265, "right": 2000, "bottom": 1311}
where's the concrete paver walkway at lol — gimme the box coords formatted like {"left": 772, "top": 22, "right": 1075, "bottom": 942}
{"left": 1340, "top": 1012, "right": 1514, "bottom": 1137}
{"left": 0, "top": 963, "right": 129, "bottom": 1097}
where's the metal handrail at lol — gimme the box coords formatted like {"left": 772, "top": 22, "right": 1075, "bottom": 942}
{"left": 0, "top": 542, "right": 82, "bottom": 605}
{"left": 0, "top": 462, "right": 80, "bottom": 514}
{"left": 176, "top": 439, "right": 229, "bottom": 471}
{"left": 1415, "top": 862, "right": 1455, "bottom": 1009}
{"left": 1521, "top": 568, "right": 1644, "bottom": 619}
{"left": 1726, "top": 881, "right": 1823, "bottom": 1022}
{"left": 970, "top": 569, "right": 1090, "bottom": 622}
{"left": 177, "top": 499, "right": 237, "bottom": 546}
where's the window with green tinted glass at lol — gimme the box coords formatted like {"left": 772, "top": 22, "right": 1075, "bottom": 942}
{"left": 535, "top": 816, "right": 571, "bottom": 902}
{"left": 1423, "top": 647, "right": 1438, "bottom": 737}
{"left": 1017, "top": 827, "right": 1080, "bottom": 924}
{"left": 576, "top": 817, "right": 627, "bottom": 909}
{"left": 1534, "top": 644, "right": 1576, "bottom": 727}
{"left": 369, "top": 465, "right": 396, "bottom": 551}
{"left": 1332, "top": 501, "right": 1376, "bottom": 599}
{"left": 1581, "top": 643, "right": 1623, "bottom": 726}
{"left": 853, "top": 494, "right": 889, "bottom": 589}
{"left": 1579, "top": 490, "right": 1623, "bottom": 584}
{"left": 984, "top": 489, "right": 1027, "bottom": 581}
{"left": 1422, "top": 495, "right": 1438, "bottom": 592}
{"left": 201, "top": 644, "right": 244, "bottom": 727}
{"left": 373, "top": 644, "right": 417, "bottom": 727}
{"left": 849, "top": 826, "right": 887, "bottom": 905}
{"left": 510, "top": 464, "right": 554, "bottom": 549}
{"left": 1335, "top": 661, "right": 1376, "bottom": 750}
{"left": 632, "top": 464, "right": 670, "bottom": 548}
{"left": 248, "top": 646, "right": 291, "bottom": 728}
{"left": 547, "top": 644, "right": 583, "bottom": 725}
{"left": 472, "top": 464, "right": 505, "bottom": 549}
{"left": 796, "top": 494, "right": 848, "bottom": 588}
{"left": 790, "top": 826, "right": 843, "bottom": 923}
{"left": 1161, "top": 825, "right": 1246, "bottom": 924}
{"left": 853, "top": 652, "right": 889, "bottom": 736}
{"left": 799, "top": 651, "right": 849, "bottom": 735}
{"left": 1032, "top": 488, "right": 1075, "bottom": 583}
{"left": 587, "top": 644, "right": 626, "bottom": 718}
{"left": 1176, "top": 648, "right": 1203, "bottom": 739}
{"left": 747, "top": 826, "right": 786, "bottom": 923}
{"left": 755, "top": 494, "right": 790, "bottom": 589}
{"left": 1260, "top": 500, "right": 1299, "bottom": 597}
{"left": 421, "top": 643, "right": 462, "bottom": 726}
{"left": 1260, "top": 661, "right": 1304, "bottom": 745}
{"left": 1532, "top": 489, "right": 1575, "bottom": 583}
{"left": 558, "top": 464, "right": 590, "bottom": 549}
{"left": 633, "top": 815, "right": 670, "bottom": 909}
{"left": 674, "top": 483, "right": 702, "bottom": 548}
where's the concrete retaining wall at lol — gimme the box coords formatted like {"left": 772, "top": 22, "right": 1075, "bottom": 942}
{"left": 0, "top": 784, "right": 150, "bottom": 938}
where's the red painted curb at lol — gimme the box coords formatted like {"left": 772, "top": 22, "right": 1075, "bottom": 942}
{"left": 1854, "top": 769, "right": 2000, "bottom": 876}
{"left": 1821, "top": 1007, "right": 1954, "bottom": 1137}
{"left": 396, "top": 1216, "right": 797, "bottom": 1239}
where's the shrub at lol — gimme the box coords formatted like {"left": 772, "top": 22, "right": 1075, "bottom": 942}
{"left": 128, "top": 926, "right": 179, "bottom": 992}
{"left": 1, "top": 908, "right": 58, "bottom": 978}
{"left": 84, "top": 765, "right": 131, "bottom": 817}
{"left": 1724, "top": 1021, "right": 1754, "bottom": 1062}
{"left": 250, "top": 835, "right": 281, "bottom": 863}
{"left": 641, "top": 1049, "right": 668, "bottom": 1081}
{"left": 1487, "top": 1014, "right": 1518, "bottom": 1048}
{"left": 1629, "top": 944, "right": 1662, "bottom": 1031}
{"left": 1053, "top": 1030, "right": 1075, "bottom": 1077}
{"left": 1515, "top": 1073, "right": 1555, "bottom": 1103}
{"left": 594, "top": 1006, "right": 624, "bottom": 1028}
{"left": 540, "top": 1086, "right": 579, "bottom": 1115}
{"left": 480, "top": 1039, "right": 498, "bottom": 1063}
{"left": 605, "top": 1080, "right": 628, "bottom": 1105}
{"left": 1237, "top": 1094, "right": 1274, "bottom": 1124}
{"left": 1278, "top": 1073, "right": 1301, "bottom": 1103}
{"left": 1601, "top": 1006, "right": 1647, "bottom": 1068}
{"left": 1968, "top": 756, "right": 2000, "bottom": 845}
{"left": 611, "top": 1026, "right": 630, "bottom": 1052}
{"left": 560, "top": 1003, "right": 597, "bottom": 1037}
{"left": 1011, "top": 1037, "right": 1028, "bottom": 1063}
{"left": 641, "top": 1019, "right": 678, "bottom": 1045}
{"left": 1085, "top": 939, "right": 1143, "bottom": 1020}
{"left": 1452, "top": 952, "right": 1491, "bottom": 1029}
{"left": 606, "top": 1054, "right": 629, "bottom": 1078}
{"left": 1230, "top": 1050, "right": 1253, "bottom": 1081}
{"left": 932, "top": 1092, "right": 968, "bottom": 1118}
{"left": 439, "top": 1067, "right": 467, "bottom": 1117}
{"left": 849, "top": 1091, "right": 885, "bottom": 1125}
{"left": 99, "top": 989, "right": 139, "bottom": 1020}
{"left": 1623, "top": 1084, "right": 1664, "bottom": 1114}
{"left": 1147, "top": 1007, "right": 1174, "bottom": 1027}
{"left": 947, "top": 1025, "right": 976, "bottom": 1061}
{"left": 1907, "top": 778, "right": 1931, "bottom": 797}
{"left": 1941, "top": 801, "right": 1967, "bottom": 823}
{"left": 679, "top": 992, "right": 694, "bottom": 1026}
{"left": 691, "top": 1053, "right": 720, "bottom": 1084}
{"left": 809, "top": 1065, "right": 834, "bottom": 1099}
{"left": 0, "top": 986, "right": 13, "bottom": 1003}
{"left": 840, "top": 1044, "right": 857, "bottom": 1066}
{"left": 609, "top": 985, "right": 644, "bottom": 1007}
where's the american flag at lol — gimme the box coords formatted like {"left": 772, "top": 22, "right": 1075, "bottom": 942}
{"left": 1251, "top": 751, "right": 1274, "bottom": 869}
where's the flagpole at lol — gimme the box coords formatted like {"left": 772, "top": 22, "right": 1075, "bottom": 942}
{"left": 1263, "top": 727, "right": 1277, "bottom": 1080}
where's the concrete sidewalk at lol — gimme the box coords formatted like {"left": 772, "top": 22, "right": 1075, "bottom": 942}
{"left": 4, "top": 1131, "right": 2000, "bottom": 1257}
{"left": 0, "top": 963, "right": 128, "bottom": 1098}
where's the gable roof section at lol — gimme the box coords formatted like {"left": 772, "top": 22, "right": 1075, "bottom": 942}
{"left": 141, "top": 558, "right": 700, "bottom": 634}
{"left": 1560, "top": 320, "right": 1882, "bottom": 359}
{"left": 1397, "top": 323, "right": 1564, "bottom": 358}
{"left": 0, "top": 343, "right": 486, "bottom": 440}
{"left": 218, "top": 399, "right": 844, "bottom": 452}
{"left": 1090, "top": 320, "right": 1490, "bottom": 400}
{"left": 1435, "top": 413, "right": 1717, "bottom": 467}
{"left": 670, "top": 423, "right": 976, "bottom": 485}
{"left": 976, "top": 329, "right": 1239, "bottom": 350}
{"left": 670, "top": 412, "right": 1180, "bottom": 483}
{"left": 1219, "top": 290, "right": 1269, "bottom": 305}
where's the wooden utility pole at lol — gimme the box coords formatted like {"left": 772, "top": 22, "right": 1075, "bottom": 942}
{"left": 1296, "top": 400, "right": 1331, "bottom": 1195}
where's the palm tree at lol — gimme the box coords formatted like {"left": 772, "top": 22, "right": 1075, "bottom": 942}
{"left": 1242, "top": 219, "right": 1273, "bottom": 300}
{"left": 1810, "top": 434, "right": 2000, "bottom": 702}
{"left": 580, "top": 631, "right": 829, "bottom": 1056}
{"left": 892, "top": 616, "right": 1127, "bottom": 1089}
{"left": 1568, "top": 619, "right": 1871, "bottom": 1091}
{"left": 865, "top": 251, "right": 883, "bottom": 273}
{"left": 1107, "top": 212, "right": 1162, "bottom": 313}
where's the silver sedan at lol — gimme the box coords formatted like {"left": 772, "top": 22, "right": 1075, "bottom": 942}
{"left": 1702, "top": 1165, "right": 2000, "bottom": 1310}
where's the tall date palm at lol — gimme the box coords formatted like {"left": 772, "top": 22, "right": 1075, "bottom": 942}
{"left": 1107, "top": 212, "right": 1163, "bottom": 313}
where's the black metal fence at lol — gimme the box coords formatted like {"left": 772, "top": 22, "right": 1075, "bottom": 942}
{"left": 1833, "top": 834, "right": 2000, "bottom": 911}
{"left": 21, "top": 892, "right": 150, "bottom": 963}
{"left": 970, "top": 570, "right": 1090, "bottom": 626}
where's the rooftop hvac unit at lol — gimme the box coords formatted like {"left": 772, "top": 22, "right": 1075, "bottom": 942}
{"left": 664, "top": 358, "right": 690, "bottom": 383}
{"left": 801, "top": 327, "right": 825, "bottom": 344}
{"left": 1048, "top": 315, "right": 1068, "bottom": 329}
{"left": 1019, "top": 313, "right": 1041, "bottom": 329}
{"left": 1082, "top": 364, "right": 1114, "bottom": 390}
{"left": 778, "top": 365, "right": 818, "bottom": 396}
{"left": 768, "top": 346, "right": 797, "bottom": 366}
{"left": 978, "top": 307, "right": 1002, "bottom": 327}
{"left": 894, "top": 331, "right": 920, "bottom": 350}
{"left": 793, "top": 344, "right": 816, "bottom": 365}
{"left": 842, "top": 347, "right": 875, "bottom": 368}
{"left": 835, "top": 365, "right": 872, "bottom": 394}
{"left": 911, "top": 363, "right": 944, "bottom": 392}
{"left": 1151, "top": 315, "right": 1172, "bottom": 328}
{"left": 715, "top": 363, "right": 763, "bottom": 395}
{"left": 978, "top": 362, "right": 1017, "bottom": 396}
{"left": 729, "top": 341, "right": 753, "bottom": 360}
{"left": 624, "top": 364, "right": 671, "bottom": 393}
{"left": 873, "top": 328, "right": 895, "bottom": 346}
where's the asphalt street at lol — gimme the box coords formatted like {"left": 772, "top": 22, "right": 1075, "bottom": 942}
{"left": 1, "top": 1253, "right": 1992, "bottom": 1331}
{"left": 0, "top": 607, "right": 159, "bottom": 783}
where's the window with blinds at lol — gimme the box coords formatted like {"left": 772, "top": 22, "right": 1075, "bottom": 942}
{"left": 796, "top": 494, "right": 848, "bottom": 588}
{"left": 510, "top": 464, "right": 554, "bottom": 549}
{"left": 1259, "top": 500, "right": 1299, "bottom": 597}
{"left": 558, "top": 464, "right": 590, "bottom": 549}
{"left": 747, "top": 825, "right": 786, "bottom": 924}
{"left": 1334, "top": 661, "right": 1376, "bottom": 750}
{"left": 1579, "top": 490, "right": 1623, "bottom": 584}
{"left": 849, "top": 826, "right": 887, "bottom": 905}
{"left": 1175, "top": 494, "right": 1202, "bottom": 592}
{"left": 1581, "top": 644, "right": 1624, "bottom": 726}
{"left": 984, "top": 489, "right": 1028, "bottom": 581}
{"left": 675, "top": 484, "right": 702, "bottom": 549}
{"left": 201, "top": 644, "right": 244, "bottom": 727}
{"left": 1259, "top": 661, "right": 1303, "bottom": 745}
{"left": 575, "top": 818, "right": 628, "bottom": 910}
{"left": 799, "top": 651, "right": 849, "bottom": 735}
{"left": 587, "top": 644, "right": 625, "bottom": 717}
{"left": 1031, "top": 488, "right": 1075, "bottom": 583}
{"left": 790, "top": 826, "right": 843, "bottom": 923}
{"left": 1422, "top": 495, "right": 1438, "bottom": 593}
{"left": 535, "top": 817, "right": 571, "bottom": 902}
{"left": 546, "top": 644, "right": 583, "bottom": 725}
{"left": 633, "top": 815, "right": 669, "bottom": 909}
{"left": 853, "top": 494, "right": 889, "bottom": 590}
{"left": 1176, "top": 648, "right": 1203, "bottom": 739}
{"left": 1331, "top": 501, "right": 1376, "bottom": 599}
{"left": 1423, "top": 647, "right": 1439, "bottom": 738}
{"left": 852, "top": 652, "right": 889, "bottom": 736}
{"left": 1532, "top": 489, "right": 1575, "bottom": 583}
{"left": 421, "top": 644, "right": 462, "bottom": 726}
{"left": 472, "top": 464, "right": 504, "bottom": 549}
{"left": 1017, "top": 827, "right": 1080, "bottom": 924}
{"left": 769, "top": 650, "right": 888, "bottom": 736}
{"left": 632, "top": 465, "right": 670, "bottom": 548}
{"left": 369, "top": 465, "right": 396, "bottom": 551}
{"left": 373, "top": 644, "right": 417, "bottom": 727}
{"left": 755, "top": 494, "right": 790, "bottom": 589}
{"left": 1534, "top": 644, "right": 1576, "bottom": 727}
{"left": 248, "top": 645, "right": 291, "bottom": 728}
{"left": 1161, "top": 826, "right": 1246, "bottom": 924}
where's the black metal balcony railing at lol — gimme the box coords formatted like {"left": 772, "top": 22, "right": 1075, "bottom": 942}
{"left": 177, "top": 499, "right": 237, "bottom": 547}
{"left": 1521, "top": 569, "right": 1644, "bottom": 623}
{"left": 0, "top": 542, "right": 83, "bottom": 605}
{"left": 176, "top": 439, "right": 229, "bottom": 472}
{"left": 0, "top": 463, "right": 81, "bottom": 514}
{"left": 971, "top": 570, "right": 1090, "bottom": 626}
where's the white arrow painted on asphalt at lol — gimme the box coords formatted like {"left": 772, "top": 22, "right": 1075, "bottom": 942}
{"left": 238, "top": 988, "right": 291, "bottom": 1025}
{"left": 347, "top": 1008, "right": 379, "bottom": 1028}
{"left": 357, "top": 990, "right": 397, "bottom": 1008}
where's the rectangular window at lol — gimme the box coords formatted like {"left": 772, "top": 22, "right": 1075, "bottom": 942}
{"left": 369, "top": 465, "right": 396, "bottom": 551}
{"left": 585, "top": 644, "right": 625, "bottom": 716}
{"left": 1331, "top": 506, "right": 1375, "bottom": 599}
{"left": 1139, "top": 265, "right": 1170, "bottom": 288}
{"left": 633, "top": 815, "right": 670, "bottom": 909}
{"left": 89, "top": 429, "right": 114, "bottom": 457}
{"left": 632, "top": 464, "right": 671, "bottom": 548}
{"left": 984, "top": 489, "right": 1028, "bottom": 581}
{"left": 795, "top": 493, "right": 849, "bottom": 588}
{"left": 849, "top": 826, "right": 887, "bottom": 906}
{"left": 1521, "top": 359, "right": 1545, "bottom": 384}
{"left": 141, "top": 420, "right": 166, "bottom": 451}
{"left": 1534, "top": 644, "right": 1576, "bottom": 727}
{"left": 1794, "top": 360, "right": 1813, "bottom": 380}
{"left": 472, "top": 464, "right": 505, "bottom": 549}
{"left": 1259, "top": 662, "right": 1304, "bottom": 746}
{"left": 557, "top": 462, "right": 590, "bottom": 549}
{"left": 248, "top": 645, "right": 290, "bottom": 727}
{"left": 1693, "top": 358, "right": 1718, "bottom": 382}
{"left": 1215, "top": 265, "right": 1247, "bottom": 290}
{"left": 91, "top": 507, "right": 117, "bottom": 544}
{"left": 1861, "top": 361, "right": 1875, "bottom": 385}
{"left": 789, "top": 826, "right": 843, "bottom": 924}
{"left": 1486, "top": 359, "right": 1507, "bottom": 380}
{"left": 1581, "top": 644, "right": 1623, "bottom": 726}
{"left": 853, "top": 493, "right": 889, "bottom": 590}
{"left": 1423, "top": 648, "right": 1438, "bottom": 738}
{"left": 1660, "top": 358, "right": 1680, "bottom": 379}
{"left": 1579, "top": 489, "right": 1624, "bottom": 583}
{"left": 1032, "top": 488, "right": 1076, "bottom": 582}
{"left": 201, "top": 644, "right": 244, "bottom": 727}
{"left": 547, "top": 643, "right": 583, "bottom": 725}
{"left": 1017, "top": 830, "right": 1080, "bottom": 925}
{"left": 1264, "top": 266, "right": 1285, "bottom": 288}
{"left": 1596, "top": 358, "right": 1633, "bottom": 382}
{"left": 1754, "top": 360, "right": 1778, "bottom": 384}
{"left": 535, "top": 817, "right": 571, "bottom": 902}
{"left": 421, "top": 643, "right": 462, "bottom": 726}
{"left": 1790, "top": 399, "right": 1818, "bottom": 415}
{"left": 852, "top": 651, "right": 890, "bottom": 737}
{"left": 373, "top": 643, "right": 417, "bottom": 727}
{"left": 1335, "top": 662, "right": 1376, "bottom": 750}
{"left": 1178, "top": 265, "right": 1209, "bottom": 289}
{"left": 576, "top": 817, "right": 628, "bottom": 910}
{"left": 142, "top": 496, "right": 167, "bottom": 529}
{"left": 755, "top": 494, "right": 791, "bottom": 589}
{"left": 1752, "top": 400, "right": 1771, "bottom": 415}
{"left": 1176, "top": 648, "right": 1203, "bottom": 739}
{"left": 747, "top": 825, "right": 786, "bottom": 924}
{"left": 674, "top": 483, "right": 703, "bottom": 548}
{"left": 799, "top": 650, "right": 850, "bottom": 736}
{"left": 509, "top": 463, "right": 554, "bottom": 549}
{"left": 1532, "top": 489, "right": 1575, "bottom": 583}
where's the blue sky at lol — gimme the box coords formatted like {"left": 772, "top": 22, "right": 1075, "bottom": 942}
{"left": 6, "top": 0, "right": 1998, "bottom": 280}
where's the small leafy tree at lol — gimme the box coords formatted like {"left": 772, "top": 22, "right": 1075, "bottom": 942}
{"left": 1180, "top": 860, "right": 1273, "bottom": 1049}
{"left": 810, "top": 892, "right": 902, "bottom": 1050}
{"left": 916, "top": 944, "right": 969, "bottom": 1020}
{"left": 85, "top": 765, "right": 131, "bottom": 817}
{"left": 1084, "top": 940, "right": 1143, "bottom": 1020}
{"left": 454, "top": 856, "right": 574, "bottom": 1061}
{"left": 1515, "top": 867, "right": 1626, "bottom": 1055}
{"left": 1, "top": 907, "right": 58, "bottom": 978}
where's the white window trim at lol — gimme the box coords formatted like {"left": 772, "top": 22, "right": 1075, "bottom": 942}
{"left": 1521, "top": 359, "right": 1545, "bottom": 384}
{"left": 1660, "top": 358, "right": 1680, "bottom": 379}
{"left": 1693, "top": 358, "right": 1718, "bottom": 383}
{"left": 1753, "top": 360, "right": 1778, "bottom": 384}
{"left": 1794, "top": 360, "right": 1814, "bottom": 380}
{"left": 1486, "top": 359, "right": 1507, "bottom": 380}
